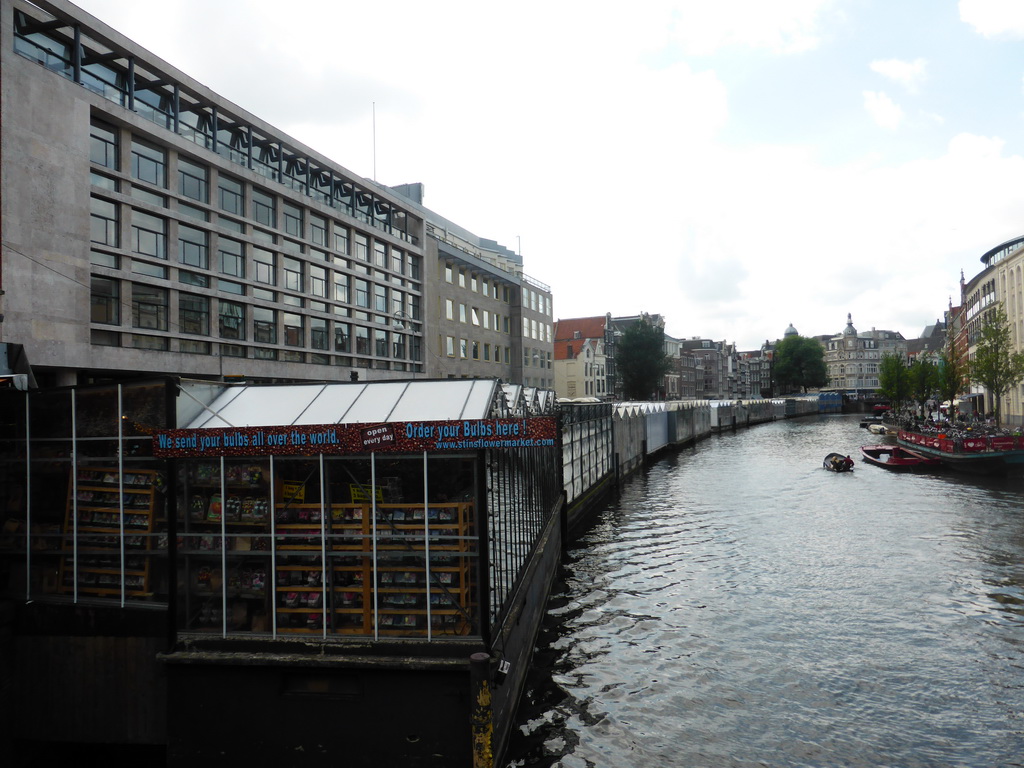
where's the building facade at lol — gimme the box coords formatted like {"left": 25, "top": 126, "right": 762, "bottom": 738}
{"left": 553, "top": 316, "right": 608, "bottom": 400}
{"left": 391, "top": 184, "right": 553, "bottom": 386}
{"left": 959, "top": 235, "right": 1024, "bottom": 425}
{"left": 823, "top": 314, "right": 907, "bottom": 395}
{"left": 1, "top": 0, "right": 551, "bottom": 390}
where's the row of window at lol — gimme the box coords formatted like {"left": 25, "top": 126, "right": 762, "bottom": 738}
{"left": 443, "top": 263, "right": 516, "bottom": 304}
{"left": 90, "top": 278, "right": 421, "bottom": 363}
{"left": 15, "top": 14, "right": 417, "bottom": 244}
{"left": 91, "top": 121, "right": 420, "bottom": 283}
{"left": 92, "top": 196, "right": 420, "bottom": 315}
{"left": 443, "top": 336, "right": 512, "bottom": 365}
{"left": 443, "top": 299, "right": 511, "bottom": 334}
{"left": 522, "top": 317, "right": 553, "bottom": 343}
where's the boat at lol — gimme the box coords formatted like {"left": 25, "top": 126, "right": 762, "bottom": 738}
{"left": 823, "top": 452, "right": 855, "bottom": 472}
{"left": 898, "top": 429, "right": 1024, "bottom": 474}
{"left": 866, "top": 423, "right": 897, "bottom": 436}
{"left": 860, "top": 444, "right": 942, "bottom": 471}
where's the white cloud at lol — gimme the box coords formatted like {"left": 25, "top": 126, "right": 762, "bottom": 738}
{"left": 863, "top": 91, "right": 905, "bottom": 130}
{"left": 870, "top": 58, "right": 927, "bottom": 93}
{"left": 959, "top": 0, "right": 1024, "bottom": 38}
{"left": 667, "top": 0, "right": 834, "bottom": 55}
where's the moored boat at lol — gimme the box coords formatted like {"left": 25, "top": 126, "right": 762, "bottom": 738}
{"left": 898, "top": 429, "right": 1024, "bottom": 474}
{"left": 867, "top": 423, "right": 897, "bottom": 436}
{"left": 860, "top": 444, "right": 942, "bottom": 471}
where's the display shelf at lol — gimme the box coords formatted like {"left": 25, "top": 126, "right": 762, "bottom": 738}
{"left": 58, "top": 466, "right": 158, "bottom": 597}
{"left": 370, "top": 502, "right": 475, "bottom": 636}
{"left": 178, "top": 460, "right": 272, "bottom": 632}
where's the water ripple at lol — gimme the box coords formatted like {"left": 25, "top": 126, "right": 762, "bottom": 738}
{"left": 507, "top": 415, "right": 1024, "bottom": 768}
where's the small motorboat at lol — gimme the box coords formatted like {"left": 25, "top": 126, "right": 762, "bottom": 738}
{"left": 867, "top": 423, "right": 897, "bottom": 436}
{"left": 823, "top": 452, "right": 855, "bottom": 472}
{"left": 860, "top": 444, "right": 942, "bottom": 471}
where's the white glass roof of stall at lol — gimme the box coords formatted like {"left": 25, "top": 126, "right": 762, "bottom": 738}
{"left": 180, "top": 379, "right": 502, "bottom": 429}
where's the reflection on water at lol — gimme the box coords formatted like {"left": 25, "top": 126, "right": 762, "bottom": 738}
{"left": 506, "top": 415, "right": 1024, "bottom": 768}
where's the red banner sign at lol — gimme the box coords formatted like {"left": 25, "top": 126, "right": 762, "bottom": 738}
{"left": 153, "top": 418, "right": 558, "bottom": 458}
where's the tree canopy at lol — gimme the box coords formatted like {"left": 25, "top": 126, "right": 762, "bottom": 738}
{"left": 936, "top": 334, "right": 965, "bottom": 420}
{"left": 773, "top": 335, "right": 827, "bottom": 394}
{"left": 616, "top": 321, "right": 671, "bottom": 400}
{"left": 877, "top": 352, "right": 910, "bottom": 413}
{"left": 968, "top": 302, "right": 1024, "bottom": 427}
{"left": 907, "top": 358, "right": 938, "bottom": 417}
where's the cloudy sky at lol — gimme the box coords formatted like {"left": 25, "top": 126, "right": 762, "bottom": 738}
{"left": 72, "top": 0, "right": 1024, "bottom": 349}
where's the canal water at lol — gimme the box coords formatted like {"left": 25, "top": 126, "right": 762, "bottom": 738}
{"left": 505, "top": 414, "right": 1024, "bottom": 768}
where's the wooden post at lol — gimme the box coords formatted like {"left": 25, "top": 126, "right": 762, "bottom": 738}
{"left": 470, "top": 652, "right": 493, "bottom": 768}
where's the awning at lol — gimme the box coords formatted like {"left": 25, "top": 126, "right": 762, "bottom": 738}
{"left": 179, "top": 379, "right": 504, "bottom": 429}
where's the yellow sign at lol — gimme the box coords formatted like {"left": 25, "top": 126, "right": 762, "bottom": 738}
{"left": 282, "top": 482, "right": 305, "bottom": 503}
{"left": 349, "top": 484, "right": 383, "bottom": 502}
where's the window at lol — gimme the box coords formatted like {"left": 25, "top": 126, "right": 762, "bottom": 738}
{"left": 446, "top": 336, "right": 455, "bottom": 356}
{"left": 355, "top": 326, "right": 370, "bottom": 355}
{"left": 310, "top": 215, "right": 327, "bottom": 246}
{"left": 472, "top": 341, "right": 479, "bottom": 360}
{"left": 218, "top": 175, "right": 243, "bottom": 215}
{"left": 445, "top": 299, "right": 454, "bottom": 320}
{"left": 283, "top": 257, "right": 303, "bottom": 292}
{"left": 218, "top": 237, "right": 245, "bottom": 278}
{"left": 354, "top": 234, "right": 368, "bottom": 261}
{"left": 309, "top": 265, "right": 327, "bottom": 298}
{"left": 393, "top": 334, "right": 406, "bottom": 359}
{"left": 334, "top": 226, "right": 349, "bottom": 255}
{"left": 354, "top": 279, "right": 370, "bottom": 308}
{"left": 219, "top": 300, "right": 245, "bottom": 340}
{"left": 178, "top": 224, "right": 208, "bottom": 269}
{"left": 374, "top": 242, "right": 387, "bottom": 267}
{"left": 90, "top": 197, "right": 118, "bottom": 247}
{"left": 179, "top": 271, "right": 208, "bottom": 288}
{"left": 90, "top": 121, "right": 118, "bottom": 169}
{"left": 132, "top": 284, "right": 168, "bottom": 330}
{"left": 131, "top": 138, "right": 166, "bottom": 187}
{"left": 310, "top": 317, "right": 328, "bottom": 350}
{"left": 283, "top": 202, "right": 303, "bottom": 238}
{"left": 334, "top": 322, "right": 350, "bottom": 351}
{"left": 375, "top": 329, "right": 388, "bottom": 357}
{"left": 131, "top": 210, "right": 167, "bottom": 259}
{"left": 471, "top": 275, "right": 478, "bottom": 292}
{"left": 459, "top": 304, "right": 467, "bottom": 323}
{"left": 483, "top": 310, "right": 490, "bottom": 329}
{"left": 178, "top": 158, "right": 208, "bottom": 202}
{"left": 459, "top": 338, "right": 468, "bottom": 359}
{"left": 283, "top": 312, "right": 303, "bottom": 346}
{"left": 459, "top": 270, "right": 466, "bottom": 288}
{"left": 374, "top": 284, "right": 388, "bottom": 313}
{"left": 392, "top": 248, "right": 403, "bottom": 274}
{"left": 253, "top": 248, "right": 276, "bottom": 284}
{"left": 180, "top": 294, "right": 210, "bottom": 335}
{"left": 472, "top": 308, "right": 480, "bottom": 326}
{"left": 483, "top": 343, "right": 490, "bottom": 361}
{"left": 252, "top": 189, "right": 275, "bottom": 227}
{"left": 90, "top": 276, "right": 119, "bottom": 325}
{"left": 333, "top": 272, "right": 349, "bottom": 303}
{"left": 445, "top": 264, "right": 453, "bottom": 283}
{"left": 253, "top": 307, "right": 277, "bottom": 344}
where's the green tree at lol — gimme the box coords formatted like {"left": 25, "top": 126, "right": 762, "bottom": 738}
{"left": 968, "top": 302, "right": 1024, "bottom": 427}
{"left": 616, "top": 321, "right": 671, "bottom": 400}
{"left": 877, "top": 352, "right": 911, "bottom": 414}
{"left": 773, "top": 335, "right": 827, "bottom": 394}
{"left": 936, "top": 334, "right": 965, "bottom": 421}
{"left": 907, "top": 358, "right": 938, "bottom": 418}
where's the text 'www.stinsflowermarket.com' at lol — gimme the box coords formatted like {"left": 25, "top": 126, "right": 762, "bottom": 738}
{"left": 434, "top": 438, "right": 555, "bottom": 450}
